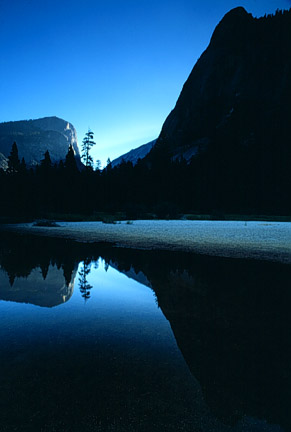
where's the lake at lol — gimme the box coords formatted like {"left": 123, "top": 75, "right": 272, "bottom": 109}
{"left": 0, "top": 233, "right": 290, "bottom": 432}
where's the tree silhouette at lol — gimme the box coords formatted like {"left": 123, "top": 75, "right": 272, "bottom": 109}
{"left": 95, "top": 159, "right": 102, "bottom": 171}
{"left": 81, "top": 130, "right": 96, "bottom": 168}
{"left": 78, "top": 259, "right": 93, "bottom": 302}
{"left": 40, "top": 150, "right": 52, "bottom": 176}
{"left": 65, "top": 144, "right": 78, "bottom": 173}
{"left": 41, "top": 150, "right": 52, "bottom": 168}
{"left": 7, "top": 142, "right": 20, "bottom": 174}
{"left": 19, "top": 157, "right": 27, "bottom": 174}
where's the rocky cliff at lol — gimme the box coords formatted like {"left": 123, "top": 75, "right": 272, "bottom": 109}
{"left": 0, "top": 116, "right": 80, "bottom": 167}
{"left": 152, "top": 7, "right": 291, "bottom": 161}
{"left": 0, "top": 152, "right": 8, "bottom": 170}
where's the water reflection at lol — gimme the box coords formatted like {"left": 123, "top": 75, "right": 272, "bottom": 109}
{"left": 108, "top": 248, "right": 291, "bottom": 431}
{"left": 0, "top": 264, "right": 75, "bottom": 307}
{"left": 78, "top": 259, "right": 93, "bottom": 301}
{"left": 0, "top": 232, "right": 290, "bottom": 431}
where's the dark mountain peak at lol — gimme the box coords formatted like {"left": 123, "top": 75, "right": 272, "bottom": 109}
{"left": 224, "top": 6, "right": 249, "bottom": 18}
{"left": 210, "top": 6, "right": 253, "bottom": 47}
{"left": 149, "top": 3, "right": 291, "bottom": 203}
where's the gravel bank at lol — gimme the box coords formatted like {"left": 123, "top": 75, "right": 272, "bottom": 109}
{"left": 2, "top": 220, "right": 291, "bottom": 263}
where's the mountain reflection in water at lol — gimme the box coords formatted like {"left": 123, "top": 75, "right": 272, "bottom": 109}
{"left": 0, "top": 233, "right": 290, "bottom": 432}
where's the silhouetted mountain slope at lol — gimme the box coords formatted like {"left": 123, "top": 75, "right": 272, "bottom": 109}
{"left": 154, "top": 7, "right": 291, "bottom": 159}
{"left": 111, "top": 140, "right": 156, "bottom": 168}
{"left": 0, "top": 116, "right": 81, "bottom": 167}
{"left": 139, "top": 7, "right": 291, "bottom": 213}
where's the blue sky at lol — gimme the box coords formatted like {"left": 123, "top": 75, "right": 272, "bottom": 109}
{"left": 0, "top": 0, "right": 290, "bottom": 166}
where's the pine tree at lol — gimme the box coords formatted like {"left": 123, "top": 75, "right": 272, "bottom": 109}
{"left": 65, "top": 144, "right": 78, "bottom": 173}
{"left": 7, "top": 142, "right": 20, "bottom": 174}
{"left": 81, "top": 129, "right": 96, "bottom": 168}
{"left": 40, "top": 150, "right": 52, "bottom": 170}
{"left": 19, "top": 157, "right": 27, "bottom": 174}
{"left": 106, "top": 157, "right": 112, "bottom": 171}
{"left": 95, "top": 159, "right": 102, "bottom": 171}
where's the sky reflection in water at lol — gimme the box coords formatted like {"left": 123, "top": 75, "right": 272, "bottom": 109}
{"left": 0, "top": 258, "right": 180, "bottom": 362}
{"left": 0, "top": 253, "right": 201, "bottom": 432}
{"left": 0, "top": 235, "right": 290, "bottom": 432}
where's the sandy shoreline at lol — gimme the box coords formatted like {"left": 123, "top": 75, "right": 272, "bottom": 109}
{"left": 1, "top": 220, "right": 291, "bottom": 263}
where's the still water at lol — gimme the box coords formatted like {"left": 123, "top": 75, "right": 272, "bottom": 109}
{"left": 0, "top": 234, "right": 290, "bottom": 432}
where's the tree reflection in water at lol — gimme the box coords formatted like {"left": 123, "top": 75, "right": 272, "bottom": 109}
{"left": 78, "top": 259, "right": 93, "bottom": 301}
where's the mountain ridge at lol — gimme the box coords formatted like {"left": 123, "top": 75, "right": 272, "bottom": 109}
{"left": 0, "top": 116, "right": 80, "bottom": 167}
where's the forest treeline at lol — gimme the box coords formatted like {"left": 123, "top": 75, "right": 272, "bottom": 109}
{"left": 1, "top": 133, "right": 291, "bottom": 220}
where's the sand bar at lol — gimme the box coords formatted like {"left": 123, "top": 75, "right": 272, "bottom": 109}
{"left": 1, "top": 220, "right": 291, "bottom": 263}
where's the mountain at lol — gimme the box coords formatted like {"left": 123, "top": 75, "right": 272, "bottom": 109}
{"left": 0, "top": 116, "right": 81, "bottom": 167}
{"left": 104, "top": 247, "right": 291, "bottom": 430}
{"left": 0, "top": 152, "right": 8, "bottom": 170}
{"left": 111, "top": 139, "right": 156, "bottom": 168}
{"left": 127, "top": 6, "right": 291, "bottom": 214}
{"left": 0, "top": 265, "right": 76, "bottom": 308}
{"left": 153, "top": 7, "right": 291, "bottom": 161}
